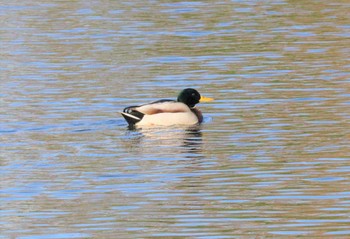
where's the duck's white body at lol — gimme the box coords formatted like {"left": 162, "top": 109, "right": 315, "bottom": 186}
{"left": 121, "top": 101, "right": 202, "bottom": 127}
{"left": 120, "top": 88, "right": 211, "bottom": 127}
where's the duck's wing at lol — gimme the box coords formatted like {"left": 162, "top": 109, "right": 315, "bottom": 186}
{"left": 124, "top": 100, "right": 191, "bottom": 115}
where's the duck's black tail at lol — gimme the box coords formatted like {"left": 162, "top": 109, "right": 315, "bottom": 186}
{"left": 121, "top": 108, "right": 144, "bottom": 126}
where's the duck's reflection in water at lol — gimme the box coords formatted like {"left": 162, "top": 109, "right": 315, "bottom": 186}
{"left": 122, "top": 125, "right": 203, "bottom": 159}
{"left": 182, "top": 126, "right": 203, "bottom": 155}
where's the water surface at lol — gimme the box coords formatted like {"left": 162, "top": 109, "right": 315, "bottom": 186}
{"left": 1, "top": 0, "right": 350, "bottom": 238}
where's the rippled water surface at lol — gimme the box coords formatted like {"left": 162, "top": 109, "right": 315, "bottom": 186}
{"left": 1, "top": 0, "right": 350, "bottom": 238}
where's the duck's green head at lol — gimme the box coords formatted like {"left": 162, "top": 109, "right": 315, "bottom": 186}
{"left": 177, "top": 88, "right": 214, "bottom": 108}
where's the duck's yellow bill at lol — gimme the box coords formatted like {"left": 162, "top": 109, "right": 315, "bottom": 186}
{"left": 200, "top": 96, "right": 214, "bottom": 102}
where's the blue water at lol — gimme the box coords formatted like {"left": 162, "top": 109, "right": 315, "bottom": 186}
{"left": 1, "top": 0, "right": 350, "bottom": 238}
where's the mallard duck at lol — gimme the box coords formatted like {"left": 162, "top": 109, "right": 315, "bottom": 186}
{"left": 121, "top": 88, "right": 213, "bottom": 127}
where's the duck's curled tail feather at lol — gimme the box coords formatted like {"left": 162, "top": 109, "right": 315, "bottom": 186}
{"left": 121, "top": 107, "right": 144, "bottom": 126}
